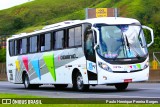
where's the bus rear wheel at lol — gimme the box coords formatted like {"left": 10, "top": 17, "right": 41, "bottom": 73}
{"left": 23, "top": 73, "right": 31, "bottom": 89}
{"left": 73, "top": 72, "right": 89, "bottom": 91}
{"left": 54, "top": 84, "right": 68, "bottom": 89}
{"left": 115, "top": 83, "right": 128, "bottom": 91}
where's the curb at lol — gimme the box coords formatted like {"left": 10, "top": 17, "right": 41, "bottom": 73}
{"left": 146, "top": 80, "right": 160, "bottom": 83}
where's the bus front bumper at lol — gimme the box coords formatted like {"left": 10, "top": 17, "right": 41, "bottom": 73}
{"left": 98, "top": 67, "right": 149, "bottom": 84}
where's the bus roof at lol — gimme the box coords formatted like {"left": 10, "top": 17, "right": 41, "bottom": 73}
{"left": 8, "top": 17, "right": 140, "bottom": 40}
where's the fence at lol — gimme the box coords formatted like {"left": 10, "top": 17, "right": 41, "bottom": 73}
{"left": 0, "top": 63, "right": 7, "bottom": 81}
{"left": 150, "top": 52, "right": 160, "bottom": 81}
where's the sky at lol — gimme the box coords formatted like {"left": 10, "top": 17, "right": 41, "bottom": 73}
{"left": 0, "top": 0, "right": 32, "bottom": 10}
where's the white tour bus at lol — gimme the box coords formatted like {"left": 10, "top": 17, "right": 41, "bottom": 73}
{"left": 6, "top": 17, "right": 154, "bottom": 91}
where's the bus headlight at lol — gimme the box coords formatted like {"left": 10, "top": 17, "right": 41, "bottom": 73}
{"left": 98, "top": 62, "right": 112, "bottom": 72}
{"left": 143, "top": 61, "right": 149, "bottom": 69}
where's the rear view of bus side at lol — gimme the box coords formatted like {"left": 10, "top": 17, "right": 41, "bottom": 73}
{"left": 6, "top": 17, "right": 154, "bottom": 91}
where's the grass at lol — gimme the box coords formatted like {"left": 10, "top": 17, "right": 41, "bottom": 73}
{"left": 0, "top": 93, "right": 45, "bottom": 98}
{"left": 0, "top": 93, "right": 160, "bottom": 106}
{"left": 0, "top": 104, "right": 160, "bottom": 107}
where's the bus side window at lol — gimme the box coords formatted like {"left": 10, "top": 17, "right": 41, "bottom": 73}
{"left": 54, "top": 30, "right": 64, "bottom": 49}
{"left": 15, "top": 39, "right": 22, "bottom": 55}
{"left": 68, "top": 28, "right": 74, "bottom": 47}
{"left": 39, "top": 34, "right": 45, "bottom": 52}
{"left": 14, "top": 40, "right": 17, "bottom": 55}
{"left": 68, "top": 26, "right": 82, "bottom": 48}
{"left": 30, "top": 36, "right": 38, "bottom": 53}
{"left": 9, "top": 40, "right": 14, "bottom": 56}
{"left": 45, "top": 33, "right": 51, "bottom": 51}
{"left": 75, "top": 26, "right": 82, "bottom": 46}
{"left": 22, "top": 38, "right": 27, "bottom": 54}
{"left": 85, "top": 32, "right": 94, "bottom": 56}
{"left": 83, "top": 24, "right": 96, "bottom": 62}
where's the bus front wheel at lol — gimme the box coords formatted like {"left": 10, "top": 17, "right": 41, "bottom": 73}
{"left": 73, "top": 72, "right": 89, "bottom": 91}
{"left": 115, "top": 83, "right": 128, "bottom": 91}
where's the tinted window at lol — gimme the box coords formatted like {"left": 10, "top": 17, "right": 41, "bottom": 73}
{"left": 54, "top": 30, "right": 64, "bottom": 49}
{"left": 68, "top": 28, "right": 74, "bottom": 47}
{"left": 68, "top": 26, "right": 82, "bottom": 48}
{"left": 85, "top": 32, "right": 94, "bottom": 55}
{"left": 15, "top": 39, "right": 22, "bottom": 55}
{"left": 75, "top": 26, "right": 82, "bottom": 46}
{"left": 39, "top": 34, "right": 45, "bottom": 52}
{"left": 22, "top": 38, "right": 27, "bottom": 54}
{"left": 30, "top": 36, "right": 37, "bottom": 53}
{"left": 9, "top": 41, "right": 14, "bottom": 56}
{"left": 45, "top": 33, "right": 51, "bottom": 51}
{"left": 14, "top": 40, "right": 17, "bottom": 55}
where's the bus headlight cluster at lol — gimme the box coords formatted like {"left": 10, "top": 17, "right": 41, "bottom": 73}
{"left": 98, "top": 62, "right": 112, "bottom": 72}
{"left": 143, "top": 60, "right": 149, "bottom": 69}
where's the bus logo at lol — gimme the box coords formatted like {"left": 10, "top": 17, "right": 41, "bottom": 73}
{"left": 89, "top": 63, "right": 93, "bottom": 70}
{"left": 59, "top": 54, "right": 78, "bottom": 60}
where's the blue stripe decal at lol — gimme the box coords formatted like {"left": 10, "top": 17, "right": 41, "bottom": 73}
{"left": 31, "top": 59, "right": 41, "bottom": 80}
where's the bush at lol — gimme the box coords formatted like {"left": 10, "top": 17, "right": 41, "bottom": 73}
{"left": 0, "top": 48, "right": 6, "bottom": 62}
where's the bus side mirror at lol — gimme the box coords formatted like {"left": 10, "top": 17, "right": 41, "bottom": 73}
{"left": 94, "top": 44, "right": 98, "bottom": 50}
{"left": 142, "top": 25, "right": 154, "bottom": 47}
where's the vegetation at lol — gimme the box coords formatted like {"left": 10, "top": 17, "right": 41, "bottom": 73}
{"left": 0, "top": 0, "right": 160, "bottom": 62}
{"left": 0, "top": 93, "right": 44, "bottom": 98}
{"left": 0, "top": 49, "right": 6, "bottom": 62}
{"left": 0, "top": 93, "right": 160, "bottom": 106}
{"left": 0, "top": 0, "right": 100, "bottom": 35}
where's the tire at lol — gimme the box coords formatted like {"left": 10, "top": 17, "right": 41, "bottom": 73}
{"left": 23, "top": 73, "right": 39, "bottom": 89}
{"left": 73, "top": 72, "right": 89, "bottom": 91}
{"left": 115, "top": 83, "right": 128, "bottom": 91}
{"left": 54, "top": 84, "right": 68, "bottom": 89}
{"left": 23, "top": 73, "right": 31, "bottom": 89}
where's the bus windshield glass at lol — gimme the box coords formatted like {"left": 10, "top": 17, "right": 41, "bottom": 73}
{"left": 96, "top": 24, "right": 148, "bottom": 59}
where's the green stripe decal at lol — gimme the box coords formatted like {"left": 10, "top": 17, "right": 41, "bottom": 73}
{"left": 43, "top": 53, "right": 56, "bottom": 81}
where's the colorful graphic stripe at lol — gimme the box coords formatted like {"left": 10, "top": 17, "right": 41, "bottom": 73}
{"left": 43, "top": 53, "right": 56, "bottom": 81}
{"left": 22, "top": 56, "right": 29, "bottom": 72}
{"left": 31, "top": 58, "right": 41, "bottom": 80}
{"left": 15, "top": 60, "right": 20, "bottom": 72}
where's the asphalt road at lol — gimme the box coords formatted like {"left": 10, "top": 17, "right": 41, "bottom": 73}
{"left": 0, "top": 81, "right": 160, "bottom": 98}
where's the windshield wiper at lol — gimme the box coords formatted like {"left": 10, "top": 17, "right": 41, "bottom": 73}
{"left": 125, "top": 35, "right": 130, "bottom": 52}
{"left": 125, "top": 35, "right": 141, "bottom": 59}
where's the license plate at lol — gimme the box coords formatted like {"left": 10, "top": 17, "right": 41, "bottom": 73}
{"left": 124, "top": 79, "right": 132, "bottom": 83}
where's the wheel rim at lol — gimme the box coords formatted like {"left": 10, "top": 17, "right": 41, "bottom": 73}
{"left": 24, "top": 75, "right": 29, "bottom": 88}
{"left": 77, "top": 75, "right": 83, "bottom": 90}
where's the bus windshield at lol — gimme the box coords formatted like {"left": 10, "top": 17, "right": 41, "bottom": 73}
{"left": 96, "top": 24, "right": 148, "bottom": 59}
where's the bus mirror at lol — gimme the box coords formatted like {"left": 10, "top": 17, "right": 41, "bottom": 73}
{"left": 142, "top": 25, "right": 154, "bottom": 47}
{"left": 142, "top": 45, "right": 147, "bottom": 48}
{"left": 94, "top": 44, "right": 98, "bottom": 50}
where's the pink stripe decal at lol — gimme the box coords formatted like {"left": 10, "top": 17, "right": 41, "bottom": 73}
{"left": 22, "top": 56, "right": 29, "bottom": 72}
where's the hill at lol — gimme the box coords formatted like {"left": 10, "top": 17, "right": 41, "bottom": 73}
{"left": 0, "top": 0, "right": 102, "bottom": 34}
{"left": 0, "top": 0, "right": 160, "bottom": 62}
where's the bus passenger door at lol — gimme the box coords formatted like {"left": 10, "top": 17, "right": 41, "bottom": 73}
{"left": 84, "top": 28, "right": 97, "bottom": 84}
